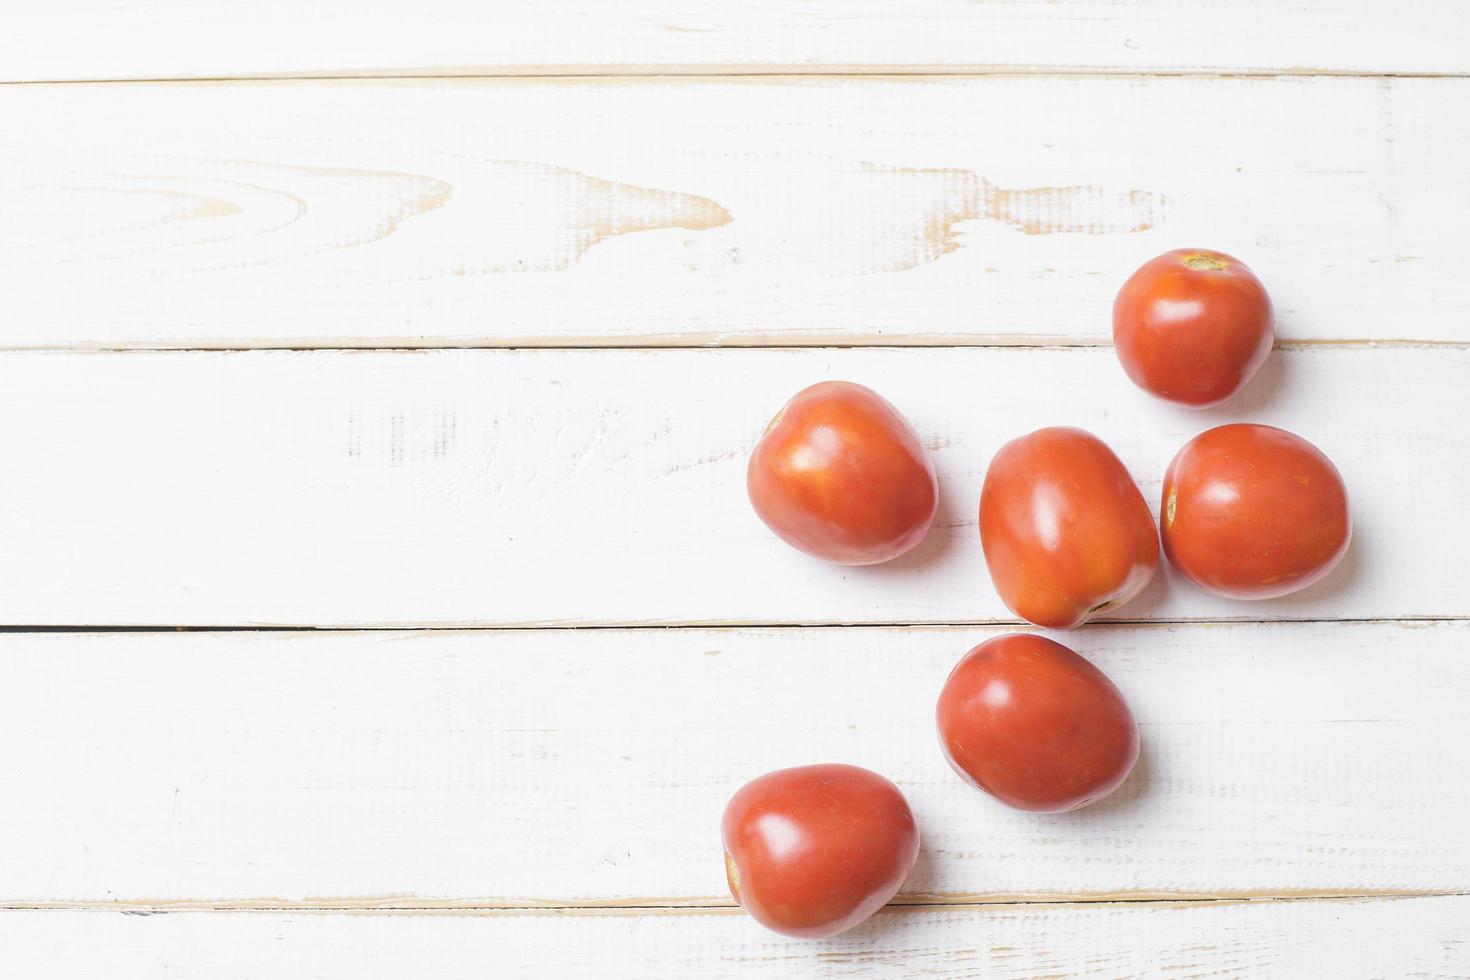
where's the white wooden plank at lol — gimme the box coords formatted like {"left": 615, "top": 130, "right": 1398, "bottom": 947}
{"left": 0, "top": 346, "right": 1458, "bottom": 626}
{"left": 2, "top": 76, "right": 1467, "bottom": 348}
{"left": 2, "top": 899, "right": 1467, "bottom": 978}
{"left": 4, "top": 1, "right": 1467, "bottom": 82}
{"left": 2, "top": 622, "right": 1466, "bottom": 904}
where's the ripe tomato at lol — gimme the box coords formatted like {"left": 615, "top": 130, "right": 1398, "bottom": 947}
{"left": 979, "top": 427, "right": 1158, "bottom": 629}
{"left": 721, "top": 763, "right": 920, "bottom": 938}
{"left": 936, "top": 634, "right": 1139, "bottom": 812}
{"left": 1113, "top": 248, "right": 1274, "bottom": 407}
{"left": 1161, "top": 423, "right": 1351, "bottom": 599}
{"left": 747, "top": 381, "right": 937, "bottom": 564}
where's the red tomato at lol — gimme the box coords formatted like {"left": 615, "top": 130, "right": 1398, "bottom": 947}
{"left": 979, "top": 427, "right": 1158, "bottom": 629}
{"left": 1113, "top": 248, "right": 1274, "bottom": 407}
{"left": 936, "top": 634, "right": 1139, "bottom": 812}
{"left": 721, "top": 763, "right": 920, "bottom": 938}
{"left": 1161, "top": 423, "right": 1351, "bottom": 599}
{"left": 747, "top": 382, "right": 937, "bottom": 564}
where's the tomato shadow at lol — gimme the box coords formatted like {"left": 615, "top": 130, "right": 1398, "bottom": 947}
{"left": 1076, "top": 736, "right": 1153, "bottom": 818}
{"left": 820, "top": 750, "right": 1155, "bottom": 948}
{"left": 1200, "top": 344, "right": 1292, "bottom": 421}
{"left": 823, "top": 841, "right": 945, "bottom": 946}
{"left": 850, "top": 465, "right": 970, "bottom": 577}
{"left": 1115, "top": 344, "right": 1293, "bottom": 448}
{"left": 1278, "top": 529, "right": 1363, "bottom": 606}
{"left": 1094, "top": 553, "right": 1174, "bottom": 621}
{"left": 902, "top": 841, "right": 945, "bottom": 902}
{"left": 819, "top": 903, "right": 926, "bottom": 947}
{"left": 1096, "top": 514, "right": 1363, "bottom": 622}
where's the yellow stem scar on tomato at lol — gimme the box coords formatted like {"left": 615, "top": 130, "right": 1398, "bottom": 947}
{"left": 1183, "top": 252, "right": 1229, "bottom": 271}
{"left": 725, "top": 851, "right": 742, "bottom": 902}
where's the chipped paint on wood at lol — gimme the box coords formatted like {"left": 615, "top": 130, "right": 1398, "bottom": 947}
{"left": 860, "top": 166, "right": 1164, "bottom": 270}
{"left": 1, "top": 76, "right": 1464, "bottom": 346}
{"left": 0, "top": 158, "right": 726, "bottom": 275}
{"left": 471, "top": 162, "right": 731, "bottom": 272}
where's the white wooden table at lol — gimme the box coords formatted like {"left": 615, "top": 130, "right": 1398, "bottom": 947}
{"left": 2, "top": 4, "right": 1468, "bottom": 976}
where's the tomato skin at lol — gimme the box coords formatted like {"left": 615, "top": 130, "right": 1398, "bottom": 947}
{"left": 1113, "top": 248, "right": 1274, "bottom": 407}
{"left": 936, "top": 634, "right": 1139, "bottom": 812}
{"left": 721, "top": 764, "right": 920, "bottom": 938}
{"left": 1161, "top": 423, "right": 1351, "bottom": 600}
{"left": 979, "top": 427, "right": 1158, "bottom": 629}
{"left": 747, "top": 382, "right": 937, "bottom": 565}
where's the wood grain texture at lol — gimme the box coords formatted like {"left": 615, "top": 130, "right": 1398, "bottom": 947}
{"left": 3, "top": 622, "right": 1466, "bottom": 905}
{"left": 4, "top": 7, "right": 1465, "bottom": 971}
{"left": 0, "top": 345, "right": 1458, "bottom": 627}
{"left": 4, "top": 1, "right": 1468, "bottom": 81}
{"left": 2, "top": 77, "right": 1467, "bottom": 347}
{"left": 3, "top": 899, "right": 1468, "bottom": 978}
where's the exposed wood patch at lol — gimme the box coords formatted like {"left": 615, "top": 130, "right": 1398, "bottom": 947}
{"left": 866, "top": 166, "right": 1165, "bottom": 269}
{"left": 3, "top": 76, "right": 1465, "bottom": 346}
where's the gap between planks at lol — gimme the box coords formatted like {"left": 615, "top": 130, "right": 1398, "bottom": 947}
{"left": 0, "top": 616, "right": 1463, "bottom": 634}
{"left": 3, "top": 890, "right": 1461, "bottom": 916}
{"left": 3, "top": 67, "right": 1469, "bottom": 87}
{"left": 0, "top": 340, "right": 1463, "bottom": 354}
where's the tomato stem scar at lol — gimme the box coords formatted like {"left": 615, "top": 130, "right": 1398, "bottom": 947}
{"left": 1183, "top": 253, "right": 1229, "bottom": 271}
{"left": 724, "top": 851, "right": 742, "bottom": 901}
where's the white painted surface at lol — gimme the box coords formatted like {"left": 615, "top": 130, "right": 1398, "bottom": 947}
{"left": 4, "top": 5, "right": 1468, "bottom": 975}
{"left": 2, "top": 77, "right": 1467, "bottom": 348}
{"left": 4, "top": 1, "right": 1467, "bottom": 81}
{"left": 0, "top": 346, "right": 1457, "bottom": 627}
{"left": 1, "top": 623, "right": 1465, "bottom": 905}
{"left": 2, "top": 899, "right": 1467, "bottom": 978}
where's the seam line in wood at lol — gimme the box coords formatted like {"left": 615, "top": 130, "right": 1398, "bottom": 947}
{"left": 1, "top": 891, "right": 1461, "bottom": 915}
{"left": 0, "top": 340, "right": 1461, "bottom": 354}
{"left": 1, "top": 68, "right": 1467, "bottom": 86}
{"left": 0, "top": 616, "right": 1463, "bottom": 635}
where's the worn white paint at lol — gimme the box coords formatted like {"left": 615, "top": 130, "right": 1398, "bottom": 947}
{"left": 2, "top": 898, "right": 1467, "bottom": 978}
{"left": 3, "top": 1, "right": 1467, "bottom": 81}
{"left": 0, "top": 345, "right": 1457, "bottom": 627}
{"left": 1, "top": 622, "right": 1465, "bottom": 905}
{"left": 1, "top": 77, "right": 1467, "bottom": 347}
{"left": 4, "top": 7, "right": 1467, "bottom": 972}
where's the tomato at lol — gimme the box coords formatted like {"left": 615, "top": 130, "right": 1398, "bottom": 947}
{"left": 1161, "top": 423, "right": 1351, "bottom": 599}
{"left": 747, "top": 381, "right": 937, "bottom": 564}
{"left": 721, "top": 763, "right": 920, "bottom": 938}
{"left": 936, "top": 634, "right": 1139, "bottom": 812}
{"left": 979, "top": 427, "right": 1158, "bottom": 629}
{"left": 1113, "top": 248, "right": 1274, "bottom": 407}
